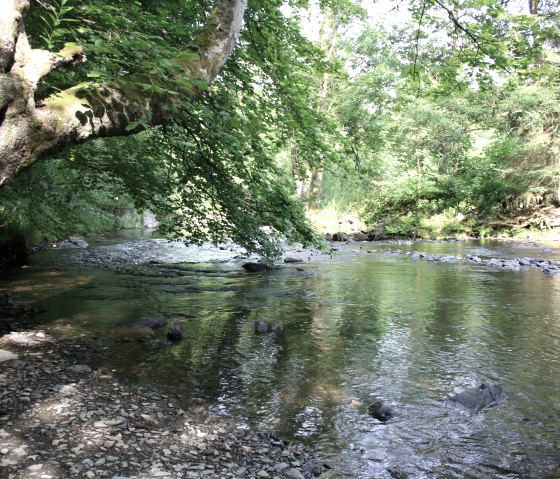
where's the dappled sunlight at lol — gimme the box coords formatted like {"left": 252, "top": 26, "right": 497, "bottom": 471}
{"left": 307, "top": 206, "right": 366, "bottom": 235}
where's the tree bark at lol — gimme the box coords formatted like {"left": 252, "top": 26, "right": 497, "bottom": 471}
{"left": 307, "top": 13, "right": 339, "bottom": 211}
{"left": 528, "top": 0, "right": 539, "bottom": 15}
{"left": 0, "top": 0, "right": 248, "bottom": 187}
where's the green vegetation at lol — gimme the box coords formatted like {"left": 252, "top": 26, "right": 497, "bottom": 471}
{"left": 1, "top": 0, "right": 559, "bottom": 268}
{"left": 319, "top": 0, "right": 560, "bottom": 238}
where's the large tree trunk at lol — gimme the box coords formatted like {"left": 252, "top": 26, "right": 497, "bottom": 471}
{"left": 306, "top": 13, "right": 339, "bottom": 211}
{"left": 0, "top": 0, "right": 247, "bottom": 187}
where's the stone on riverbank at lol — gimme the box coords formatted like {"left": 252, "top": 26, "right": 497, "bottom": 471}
{"left": 0, "top": 349, "right": 18, "bottom": 362}
{"left": 332, "top": 232, "right": 349, "bottom": 242}
{"left": 284, "top": 256, "right": 304, "bottom": 263}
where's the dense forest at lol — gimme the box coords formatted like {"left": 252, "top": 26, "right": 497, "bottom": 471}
{"left": 1, "top": 0, "right": 559, "bottom": 266}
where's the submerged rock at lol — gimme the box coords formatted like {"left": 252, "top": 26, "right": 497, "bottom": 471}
{"left": 58, "top": 237, "right": 89, "bottom": 249}
{"left": 242, "top": 262, "right": 270, "bottom": 272}
{"left": 108, "top": 317, "right": 169, "bottom": 341}
{"left": 255, "top": 321, "right": 274, "bottom": 334}
{"left": 167, "top": 319, "right": 185, "bottom": 342}
{"left": 445, "top": 381, "right": 506, "bottom": 415}
{"left": 121, "top": 317, "right": 168, "bottom": 329}
{"left": 368, "top": 400, "right": 395, "bottom": 422}
{"left": 107, "top": 325, "right": 155, "bottom": 341}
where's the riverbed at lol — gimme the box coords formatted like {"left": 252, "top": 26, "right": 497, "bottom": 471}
{"left": 1, "top": 232, "right": 559, "bottom": 478}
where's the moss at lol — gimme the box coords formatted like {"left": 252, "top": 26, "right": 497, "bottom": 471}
{"left": 57, "top": 45, "right": 83, "bottom": 58}
{"left": 46, "top": 82, "right": 151, "bottom": 134}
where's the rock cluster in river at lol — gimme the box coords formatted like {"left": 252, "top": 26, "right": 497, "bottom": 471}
{"left": 0, "top": 331, "right": 323, "bottom": 479}
{"left": 384, "top": 250, "right": 560, "bottom": 275}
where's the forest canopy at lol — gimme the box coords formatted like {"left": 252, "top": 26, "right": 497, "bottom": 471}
{"left": 0, "top": 0, "right": 559, "bottom": 262}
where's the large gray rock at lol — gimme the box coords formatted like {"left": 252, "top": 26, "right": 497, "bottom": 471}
{"left": 332, "top": 232, "right": 348, "bottom": 242}
{"left": 352, "top": 232, "right": 369, "bottom": 242}
{"left": 284, "top": 256, "right": 303, "bottom": 263}
{"left": 445, "top": 382, "right": 506, "bottom": 415}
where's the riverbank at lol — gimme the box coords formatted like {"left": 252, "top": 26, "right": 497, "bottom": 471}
{"left": 311, "top": 205, "right": 560, "bottom": 244}
{"left": 0, "top": 331, "right": 324, "bottom": 479}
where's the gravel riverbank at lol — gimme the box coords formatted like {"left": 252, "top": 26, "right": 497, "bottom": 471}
{"left": 0, "top": 331, "right": 324, "bottom": 479}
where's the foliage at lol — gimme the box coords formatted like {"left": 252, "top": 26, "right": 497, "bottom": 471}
{"left": 5, "top": 0, "right": 560, "bottom": 253}
{"left": 318, "top": 0, "right": 560, "bottom": 237}
{"left": 0, "top": 150, "right": 139, "bottom": 247}
{"left": 4, "top": 0, "right": 344, "bottom": 259}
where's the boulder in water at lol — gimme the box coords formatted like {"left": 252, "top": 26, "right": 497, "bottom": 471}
{"left": 284, "top": 256, "right": 303, "bottom": 263}
{"left": 255, "top": 321, "right": 274, "bottom": 334}
{"left": 368, "top": 400, "right": 395, "bottom": 422}
{"left": 58, "top": 237, "right": 89, "bottom": 249}
{"left": 332, "top": 232, "right": 348, "bottom": 242}
{"left": 167, "top": 319, "right": 185, "bottom": 342}
{"left": 445, "top": 381, "right": 506, "bottom": 415}
{"left": 107, "top": 325, "right": 155, "bottom": 341}
{"left": 242, "top": 262, "right": 270, "bottom": 272}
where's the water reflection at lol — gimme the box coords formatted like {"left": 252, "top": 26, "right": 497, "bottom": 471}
{"left": 1, "top": 236, "right": 559, "bottom": 478}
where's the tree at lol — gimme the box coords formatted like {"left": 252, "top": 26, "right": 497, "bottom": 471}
{"left": 1, "top": 0, "right": 345, "bottom": 258}
{"left": 0, "top": 0, "right": 247, "bottom": 186}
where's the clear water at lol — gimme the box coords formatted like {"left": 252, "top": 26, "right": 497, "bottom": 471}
{"left": 2, "top": 233, "right": 559, "bottom": 478}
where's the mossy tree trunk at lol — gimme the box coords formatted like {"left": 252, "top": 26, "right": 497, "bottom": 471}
{"left": 0, "top": 0, "right": 247, "bottom": 187}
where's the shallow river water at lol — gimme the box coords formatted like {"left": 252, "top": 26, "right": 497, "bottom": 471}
{"left": 2, "top": 232, "right": 560, "bottom": 478}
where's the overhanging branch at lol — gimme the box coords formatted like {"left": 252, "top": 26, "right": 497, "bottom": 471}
{"left": 0, "top": 0, "right": 248, "bottom": 187}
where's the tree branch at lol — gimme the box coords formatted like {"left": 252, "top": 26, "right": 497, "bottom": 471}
{"left": 0, "top": 0, "right": 248, "bottom": 187}
{"left": 0, "top": 0, "right": 28, "bottom": 73}
{"left": 433, "top": 0, "right": 510, "bottom": 72}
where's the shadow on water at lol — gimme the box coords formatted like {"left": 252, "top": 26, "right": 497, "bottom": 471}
{"left": 1, "top": 235, "right": 560, "bottom": 478}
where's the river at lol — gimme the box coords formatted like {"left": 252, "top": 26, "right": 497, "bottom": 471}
{"left": 1, "top": 231, "right": 559, "bottom": 478}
